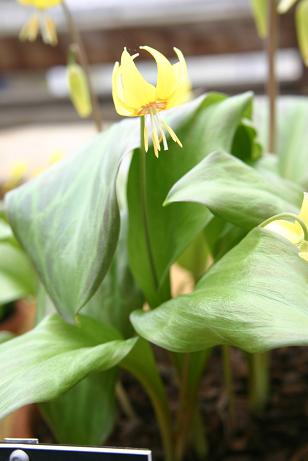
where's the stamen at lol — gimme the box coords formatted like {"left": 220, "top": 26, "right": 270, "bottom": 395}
{"left": 19, "top": 13, "right": 40, "bottom": 42}
{"left": 150, "top": 111, "right": 161, "bottom": 158}
{"left": 154, "top": 111, "right": 168, "bottom": 151}
{"left": 41, "top": 14, "right": 58, "bottom": 46}
{"left": 161, "top": 118, "right": 183, "bottom": 148}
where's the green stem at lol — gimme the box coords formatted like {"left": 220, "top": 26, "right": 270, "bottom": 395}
{"left": 222, "top": 345, "right": 235, "bottom": 423}
{"left": 61, "top": 0, "right": 103, "bottom": 132}
{"left": 139, "top": 116, "right": 159, "bottom": 290}
{"left": 174, "top": 350, "right": 210, "bottom": 461}
{"left": 260, "top": 212, "right": 308, "bottom": 240}
{"left": 248, "top": 352, "right": 270, "bottom": 414}
{"left": 116, "top": 382, "right": 137, "bottom": 422}
{"left": 175, "top": 353, "right": 191, "bottom": 461}
{"left": 191, "top": 408, "right": 208, "bottom": 459}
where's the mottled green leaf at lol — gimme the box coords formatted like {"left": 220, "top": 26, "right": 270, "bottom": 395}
{"left": 0, "top": 314, "right": 136, "bottom": 419}
{"left": 41, "top": 370, "right": 117, "bottom": 445}
{"left": 165, "top": 151, "right": 302, "bottom": 229}
{"left": 0, "top": 241, "right": 36, "bottom": 305}
{"left": 5, "top": 119, "right": 140, "bottom": 321}
{"left": 83, "top": 213, "right": 143, "bottom": 337}
{"left": 131, "top": 228, "right": 308, "bottom": 353}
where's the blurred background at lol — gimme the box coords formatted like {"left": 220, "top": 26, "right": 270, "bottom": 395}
{"left": 0, "top": 0, "right": 307, "bottom": 179}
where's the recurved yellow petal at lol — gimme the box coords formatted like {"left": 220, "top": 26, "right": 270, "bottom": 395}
{"left": 18, "top": 0, "right": 62, "bottom": 8}
{"left": 167, "top": 48, "right": 191, "bottom": 108}
{"left": 120, "top": 48, "right": 156, "bottom": 109}
{"left": 41, "top": 15, "right": 58, "bottom": 45}
{"left": 264, "top": 219, "right": 304, "bottom": 244}
{"left": 140, "top": 46, "right": 177, "bottom": 100}
{"left": 112, "top": 62, "right": 136, "bottom": 116}
{"left": 19, "top": 13, "right": 39, "bottom": 41}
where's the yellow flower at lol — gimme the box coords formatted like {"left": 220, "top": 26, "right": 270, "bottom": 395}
{"left": 112, "top": 46, "right": 191, "bottom": 157}
{"left": 264, "top": 192, "right": 308, "bottom": 261}
{"left": 3, "top": 162, "right": 28, "bottom": 192}
{"left": 18, "top": 0, "right": 62, "bottom": 46}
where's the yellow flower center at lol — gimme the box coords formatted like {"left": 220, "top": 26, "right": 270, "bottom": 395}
{"left": 137, "top": 100, "right": 167, "bottom": 116}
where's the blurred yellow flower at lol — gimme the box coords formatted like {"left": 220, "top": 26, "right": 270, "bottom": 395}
{"left": 112, "top": 46, "right": 191, "bottom": 157}
{"left": 18, "top": 0, "right": 62, "bottom": 46}
{"left": 264, "top": 192, "right": 308, "bottom": 261}
{"left": 3, "top": 162, "right": 27, "bottom": 192}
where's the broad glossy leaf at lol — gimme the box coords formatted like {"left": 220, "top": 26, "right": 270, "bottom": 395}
{"left": 41, "top": 370, "right": 117, "bottom": 445}
{"left": 131, "top": 228, "right": 308, "bottom": 353}
{"left": 128, "top": 93, "right": 253, "bottom": 306}
{"left": 165, "top": 151, "right": 302, "bottom": 229}
{"left": 0, "top": 314, "right": 136, "bottom": 419}
{"left": 83, "top": 213, "right": 143, "bottom": 337}
{"left": 36, "top": 289, "right": 121, "bottom": 445}
{"left": 0, "top": 242, "right": 36, "bottom": 305}
{"left": 5, "top": 119, "right": 140, "bottom": 321}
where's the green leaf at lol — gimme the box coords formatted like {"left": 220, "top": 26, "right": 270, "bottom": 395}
{"left": 122, "top": 337, "right": 168, "bottom": 407}
{"left": 40, "top": 370, "right": 118, "bottom": 445}
{"left": 0, "top": 241, "right": 36, "bottom": 305}
{"left": 0, "top": 332, "right": 13, "bottom": 344}
{"left": 0, "top": 219, "right": 13, "bottom": 242}
{"left": 0, "top": 314, "right": 137, "bottom": 419}
{"left": 128, "top": 92, "right": 253, "bottom": 306}
{"left": 255, "top": 96, "right": 308, "bottom": 188}
{"left": 250, "top": 0, "right": 268, "bottom": 38}
{"left": 296, "top": 0, "right": 308, "bottom": 65}
{"left": 165, "top": 151, "right": 302, "bottom": 229}
{"left": 83, "top": 213, "right": 143, "bottom": 337}
{"left": 5, "top": 119, "right": 140, "bottom": 322}
{"left": 36, "top": 289, "right": 121, "bottom": 445}
{"left": 131, "top": 227, "right": 308, "bottom": 353}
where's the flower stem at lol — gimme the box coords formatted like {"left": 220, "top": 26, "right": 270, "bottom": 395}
{"left": 175, "top": 353, "right": 192, "bottom": 461}
{"left": 61, "top": 0, "right": 103, "bottom": 132}
{"left": 260, "top": 212, "right": 308, "bottom": 240}
{"left": 139, "top": 116, "right": 159, "bottom": 290}
{"left": 222, "top": 345, "right": 235, "bottom": 423}
{"left": 116, "top": 382, "right": 137, "bottom": 422}
{"left": 248, "top": 352, "right": 270, "bottom": 414}
{"left": 267, "top": 0, "right": 278, "bottom": 153}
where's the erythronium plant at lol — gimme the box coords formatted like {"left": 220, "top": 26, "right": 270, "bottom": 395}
{"left": 2, "top": 42, "right": 308, "bottom": 461}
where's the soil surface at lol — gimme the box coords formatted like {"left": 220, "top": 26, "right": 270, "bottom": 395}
{"left": 109, "top": 347, "right": 308, "bottom": 461}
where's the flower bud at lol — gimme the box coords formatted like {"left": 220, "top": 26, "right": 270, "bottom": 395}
{"left": 296, "top": 0, "right": 308, "bottom": 65}
{"left": 67, "top": 63, "right": 92, "bottom": 118}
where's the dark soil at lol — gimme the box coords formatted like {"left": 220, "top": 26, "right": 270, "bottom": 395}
{"left": 109, "top": 347, "right": 308, "bottom": 461}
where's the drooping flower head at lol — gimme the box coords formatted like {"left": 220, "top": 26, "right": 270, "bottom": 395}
{"left": 112, "top": 46, "right": 191, "bottom": 157}
{"left": 264, "top": 192, "right": 308, "bottom": 261}
{"left": 17, "top": 0, "right": 62, "bottom": 46}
